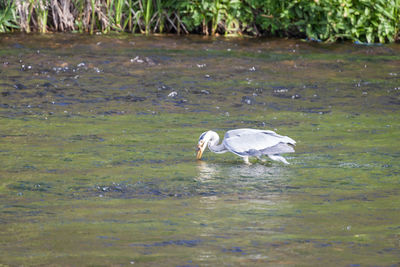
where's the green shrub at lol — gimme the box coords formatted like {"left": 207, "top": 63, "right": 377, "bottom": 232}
{"left": 0, "top": 0, "right": 399, "bottom": 43}
{"left": 279, "top": 0, "right": 400, "bottom": 43}
{"left": 0, "top": 0, "right": 19, "bottom": 32}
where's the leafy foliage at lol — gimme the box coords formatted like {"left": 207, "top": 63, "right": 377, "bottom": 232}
{"left": 0, "top": 0, "right": 19, "bottom": 32}
{"left": 278, "top": 0, "right": 400, "bottom": 43}
{"left": 0, "top": 0, "right": 399, "bottom": 43}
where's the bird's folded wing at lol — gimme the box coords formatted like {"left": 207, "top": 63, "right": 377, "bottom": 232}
{"left": 223, "top": 129, "right": 295, "bottom": 156}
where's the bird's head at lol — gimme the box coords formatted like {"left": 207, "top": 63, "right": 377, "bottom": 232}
{"left": 196, "top": 131, "right": 211, "bottom": 160}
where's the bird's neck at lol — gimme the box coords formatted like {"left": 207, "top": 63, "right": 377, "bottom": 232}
{"left": 208, "top": 132, "right": 227, "bottom": 153}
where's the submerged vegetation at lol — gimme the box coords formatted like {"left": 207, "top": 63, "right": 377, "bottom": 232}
{"left": 0, "top": 0, "right": 400, "bottom": 42}
{"left": 1, "top": 34, "right": 400, "bottom": 265}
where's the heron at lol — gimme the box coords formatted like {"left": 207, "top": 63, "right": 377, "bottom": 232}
{"left": 196, "top": 128, "right": 296, "bottom": 165}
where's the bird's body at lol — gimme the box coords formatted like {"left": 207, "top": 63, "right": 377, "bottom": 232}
{"left": 196, "top": 128, "right": 296, "bottom": 165}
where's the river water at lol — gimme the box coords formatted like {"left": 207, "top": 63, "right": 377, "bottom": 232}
{"left": 0, "top": 34, "right": 399, "bottom": 266}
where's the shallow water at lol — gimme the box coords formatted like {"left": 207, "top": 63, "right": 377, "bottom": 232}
{"left": 0, "top": 34, "right": 400, "bottom": 266}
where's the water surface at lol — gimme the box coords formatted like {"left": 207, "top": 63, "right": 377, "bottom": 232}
{"left": 0, "top": 34, "right": 399, "bottom": 266}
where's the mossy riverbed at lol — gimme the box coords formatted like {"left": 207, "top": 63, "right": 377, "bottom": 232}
{"left": 0, "top": 34, "right": 399, "bottom": 266}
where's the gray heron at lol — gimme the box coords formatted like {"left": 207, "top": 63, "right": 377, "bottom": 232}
{"left": 196, "top": 128, "right": 296, "bottom": 165}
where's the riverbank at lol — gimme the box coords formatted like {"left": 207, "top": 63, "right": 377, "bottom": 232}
{"left": 1, "top": 0, "right": 399, "bottom": 43}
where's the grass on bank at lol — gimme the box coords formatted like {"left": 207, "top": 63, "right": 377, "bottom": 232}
{"left": 0, "top": 0, "right": 399, "bottom": 43}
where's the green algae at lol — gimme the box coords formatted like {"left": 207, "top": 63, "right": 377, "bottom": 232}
{"left": 0, "top": 34, "right": 400, "bottom": 266}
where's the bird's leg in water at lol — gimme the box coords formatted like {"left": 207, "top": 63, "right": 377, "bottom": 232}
{"left": 243, "top": 156, "right": 252, "bottom": 165}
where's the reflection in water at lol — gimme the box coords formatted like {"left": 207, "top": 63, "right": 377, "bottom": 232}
{"left": 195, "top": 161, "right": 292, "bottom": 196}
{"left": 196, "top": 160, "right": 291, "bottom": 181}
{"left": 195, "top": 161, "right": 293, "bottom": 264}
{"left": 196, "top": 161, "right": 217, "bottom": 182}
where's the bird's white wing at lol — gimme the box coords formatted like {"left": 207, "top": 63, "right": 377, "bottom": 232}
{"left": 223, "top": 128, "right": 295, "bottom": 156}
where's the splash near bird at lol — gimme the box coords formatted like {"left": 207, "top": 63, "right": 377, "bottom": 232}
{"left": 196, "top": 128, "right": 296, "bottom": 165}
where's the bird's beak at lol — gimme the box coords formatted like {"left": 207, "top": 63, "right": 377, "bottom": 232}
{"left": 196, "top": 142, "right": 206, "bottom": 160}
